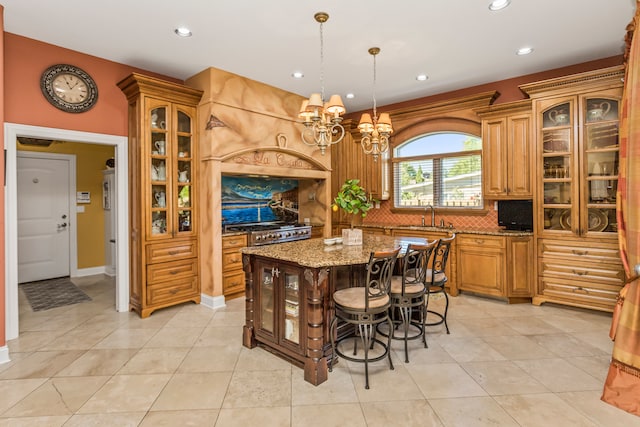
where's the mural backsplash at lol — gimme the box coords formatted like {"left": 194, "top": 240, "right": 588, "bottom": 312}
{"left": 221, "top": 176, "right": 300, "bottom": 225}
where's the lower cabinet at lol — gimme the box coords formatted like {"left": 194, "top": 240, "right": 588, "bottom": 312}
{"left": 534, "top": 237, "right": 623, "bottom": 311}
{"left": 254, "top": 258, "right": 306, "bottom": 357}
{"left": 222, "top": 234, "right": 247, "bottom": 299}
{"left": 457, "top": 234, "right": 533, "bottom": 302}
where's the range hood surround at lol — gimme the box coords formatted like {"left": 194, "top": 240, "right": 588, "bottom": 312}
{"left": 185, "top": 67, "right": 332, "bottom": 300}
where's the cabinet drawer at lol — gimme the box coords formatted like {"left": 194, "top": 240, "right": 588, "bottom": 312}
{"left": 223, "top": 250, "right": 243, "bottom": 270}
{"left": 222, "top": 235, "right": 247, "bottom": 250}
{"left": 539, "top": 258, "right": 624, "bottom": 285}
{"left": 147, "top": 259, "right": 198, "bottom": 284}
{"left": 538, "top": 239, "right": 620, "bottom": 263}
{"left": 147, "top": 276, "right": 199, "bottom": 306}
{"left": 147, "top": 240, "right": 197, "bottom": 263}
{"left": 458, "top": 234, "right": 505, "bottom": 249}
{"left": 539, "top": 276, "right": 620, "bottom": 310}
{"left": 223, "top": 270, "right": 246, "bottom": 295}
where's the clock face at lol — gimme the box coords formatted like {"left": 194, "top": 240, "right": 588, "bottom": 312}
{"left": 40, "top": 64, "right": 98, "bottom": 113}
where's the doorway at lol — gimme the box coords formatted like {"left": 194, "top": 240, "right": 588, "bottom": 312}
{"left": 5, "top": 123, "right": 129, "bottom": 341}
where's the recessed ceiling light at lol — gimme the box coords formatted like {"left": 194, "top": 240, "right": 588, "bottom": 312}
{"left": 345, "top": 93, "right": 355, "bottom": 99}
{"left": 416, "top": 74, "right": 428, "bottom": 81}
{"left": 488, "top": 0, "right": 511, "bottom": 11}
{"left": 174, "top": 27, "right": 192, "bottom": 37}
{"left": 516, "top": 47, "right": 534, "bottom": 55}
{"left": 291, "top": 71, "right": 304, "bottom": 79}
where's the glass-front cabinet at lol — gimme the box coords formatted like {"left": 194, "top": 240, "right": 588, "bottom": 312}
{"left": 538, "top": 90, "right": 620, "bottom": 237}
{"left": 148, "top": 102, "right": 195, "bottom": 239}
{"left": 118, "top": 73, "right": 203, "bottom": 318}
{"left": 255, "top": 259, "right": 304, "bottom": 353}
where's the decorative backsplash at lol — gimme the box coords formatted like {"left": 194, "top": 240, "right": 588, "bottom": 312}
{"left": 221, "top": 176, "right": 299, "bottom": 225}
{"left": 363, "top": 200, "right": 499, "bottom": 229}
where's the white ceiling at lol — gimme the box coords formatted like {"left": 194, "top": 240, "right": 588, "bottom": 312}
{"left": 2, "top": 0, "right": 636, "bottom": 111}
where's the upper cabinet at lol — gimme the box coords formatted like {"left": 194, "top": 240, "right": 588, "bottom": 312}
{"left": 118, "top": 73, "right": 204, "bottom": 318}
{"left": 476, "top": 100, "right": 533, "bottom": 199}
{"left": 522, "top": 68, "right": 623, "bottom": 238}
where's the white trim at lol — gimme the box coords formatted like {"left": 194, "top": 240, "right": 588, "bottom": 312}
{"left": 5, "top": 123, "right": 129, "bottom": 342}
{"left": 16, "top": 151, "right": 78, "bottom": 278}
{"left": 76, "top": 266, "right": 107, "bottom": 277}
{"left": 0, "top": 345, "right": 9, "bottom": 365}
{"left": 200, "top": 293, "right": 226, "bottom": 310}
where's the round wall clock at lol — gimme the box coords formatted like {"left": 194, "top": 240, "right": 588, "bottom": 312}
{"left": 40, "top": 64, "right": 98, "bottom": 113}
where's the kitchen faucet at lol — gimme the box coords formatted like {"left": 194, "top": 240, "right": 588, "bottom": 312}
{"left": 421, "top": 204, "right": 435, "bottom": 227}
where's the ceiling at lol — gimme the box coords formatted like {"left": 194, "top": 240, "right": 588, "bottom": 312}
{"left": 2, "top": 0, "right": 636, "bottom": 112}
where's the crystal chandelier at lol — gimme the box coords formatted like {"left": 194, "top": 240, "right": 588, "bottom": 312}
{"left": 358, "top": 47, "right": 393, "bottom": 162}
{"left": 299, "top": 12, "right": 346, "bottom": 155}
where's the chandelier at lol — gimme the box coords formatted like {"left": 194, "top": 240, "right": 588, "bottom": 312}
{"left": 299, "top": 12, "right": 346, "bottom": 155}
{"left": 358, "top": 47, "right": 393, "bottom": 162}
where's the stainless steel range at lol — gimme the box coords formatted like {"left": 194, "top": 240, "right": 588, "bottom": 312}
{"left": 225, "top": 222, "right": 312, "bottom": 246}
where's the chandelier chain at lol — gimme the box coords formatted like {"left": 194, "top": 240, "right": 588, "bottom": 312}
{"left": 319, "top": 19, "right": 325, "bottom": 102}
{"left": 372, "top": 53, "right": 377, "bottom": 120}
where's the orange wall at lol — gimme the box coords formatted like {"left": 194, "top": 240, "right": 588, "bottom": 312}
{"left": 4, "top": 33, "right": 181, "bottom": 135}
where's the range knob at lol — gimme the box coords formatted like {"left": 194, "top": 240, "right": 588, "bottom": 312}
{"left": 255, "top": 235, "right": 262, "bottom": 241}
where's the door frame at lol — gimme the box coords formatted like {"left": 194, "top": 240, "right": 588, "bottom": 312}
{"left": 5, "top": 123, "right": 129, "bottom": 341}
{"left": 17, "top": 151, "right": 77, "bottom": 281}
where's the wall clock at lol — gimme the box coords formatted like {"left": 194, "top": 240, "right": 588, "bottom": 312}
{"left": 40, "top": 64, "right": 98, "bottom": 113}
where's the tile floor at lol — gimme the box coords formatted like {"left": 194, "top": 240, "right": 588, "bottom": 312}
{"left": 2, "top": 274, "right": 639, "bottom": 426}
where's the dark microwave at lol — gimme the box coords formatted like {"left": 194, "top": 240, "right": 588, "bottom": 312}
{"left": 497, "top": 199, "right": 533, "bottom": 231}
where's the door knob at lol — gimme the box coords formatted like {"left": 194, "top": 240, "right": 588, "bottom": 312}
{"left": 57, "top": 222, "right": 68, "bottom": 229}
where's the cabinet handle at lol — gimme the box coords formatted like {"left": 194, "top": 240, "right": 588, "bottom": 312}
{"left": 572, "top": 287, "right": 589, "bottom": 294}
{"left": 228, "top": 240, "right": 239, "bottom": 245}
{"left": 170, "top": 270, "right": 178, "bottom": 275}
{"left": 572, "top": 250, "right": 588, "bottom": 256}
{"left": 168, "top": 250, "right": 178, "bottom": 255}
{"left": 475, "top": 239, "right": 485, "bottom": 244}
{"left": 572, "top": 270, "right": 588, "bottom": 276}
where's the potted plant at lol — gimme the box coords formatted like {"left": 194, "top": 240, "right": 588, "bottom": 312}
{"left": 332, "top": 179, "right": 375, "bottom": 244}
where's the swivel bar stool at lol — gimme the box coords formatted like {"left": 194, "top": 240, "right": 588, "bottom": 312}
{"left": 329, "top": 247, "right": 400, "bottom": 389}
{"left": 385, "top": 241, "right": 438, "bottom": 363}
{"left": 425, "top": 234, "right": 456, "bottom": 334}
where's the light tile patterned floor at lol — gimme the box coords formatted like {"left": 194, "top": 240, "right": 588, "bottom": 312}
{"left": 2, "top": 274, "right": 639, "bottom": 426}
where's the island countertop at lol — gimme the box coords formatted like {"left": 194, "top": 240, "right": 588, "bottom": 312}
{"left": 241, "top": 234, "right": 429, "bottom": 268}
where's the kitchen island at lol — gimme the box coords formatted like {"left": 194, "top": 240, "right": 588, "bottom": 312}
{"left": 241, "top": 234, "right": 429, "bottom": 385}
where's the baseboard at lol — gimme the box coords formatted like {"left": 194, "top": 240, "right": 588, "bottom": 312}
{"left": 75, "top": 266, "right": 106, "bottom": 277}
{"left": 0, "top": 345, "right": 10, "bottom": 365}
{"left": 201, "top": 293, "right": 226, "bottom": 310}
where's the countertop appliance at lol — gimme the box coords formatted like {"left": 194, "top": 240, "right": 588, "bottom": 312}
{"left": 224, "top": 222, "right": 312, "bottom": 246}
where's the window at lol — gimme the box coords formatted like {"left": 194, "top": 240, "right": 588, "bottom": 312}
{"left": 393, "top": 132, "right": 482, "bottom": 209}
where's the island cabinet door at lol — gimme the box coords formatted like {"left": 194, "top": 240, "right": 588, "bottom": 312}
{"left": 253, "top": 259, "right": 306, "bottom": 356}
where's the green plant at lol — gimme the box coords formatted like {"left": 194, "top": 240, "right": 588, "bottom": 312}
{"left": 332, "top": 179, "right": 374, "bottom": 218}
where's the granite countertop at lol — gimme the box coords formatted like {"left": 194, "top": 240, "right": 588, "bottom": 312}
{"left": 360, "top": 223, "right": 532, "bottom": 237}
{"left": 241, "top": 234, "right": 430, "bottom": 268}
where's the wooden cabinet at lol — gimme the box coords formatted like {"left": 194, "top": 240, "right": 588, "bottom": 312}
{"left": 254, "top": 258, "right": 305, "bottom": 357}
{"left": 118, "top": 73, "right": 203, "bottom": 317}
{"left": 222, "top": 234, "right": 247, "bottom": 299}
{"left": 476, "top": 100, "right": 533, "bottom": 198}
{"left": 521, "top": 65, "right": 625, "bottom": 311}
{"left": 456, "top": 234, "right": 533, "bottom": 302}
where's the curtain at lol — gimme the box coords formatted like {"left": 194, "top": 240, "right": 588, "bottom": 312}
{"left": 601, "top": 1, "right": 640, "bottom": 416}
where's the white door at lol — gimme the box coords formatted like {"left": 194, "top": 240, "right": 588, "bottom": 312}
{"left": 17, "top": 154, "right": 71, "bottom": 283}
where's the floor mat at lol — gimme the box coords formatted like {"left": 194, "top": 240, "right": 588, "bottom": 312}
{"left": 19, "top": 276, "right": 92, "bottom": 311}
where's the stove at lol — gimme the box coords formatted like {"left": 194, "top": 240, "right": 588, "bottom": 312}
{"left": 225, "top": 222, "right": 312, "bottom": 246}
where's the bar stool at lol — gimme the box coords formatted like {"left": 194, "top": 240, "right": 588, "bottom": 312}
{"left": 385, "top": 241, "right": 438, "bottom": 363}
{"left": 425, "top": 234, "right": 456, "bottom": 334}
{"left": 329, "top": 247, "right": 400, "bottom": 389}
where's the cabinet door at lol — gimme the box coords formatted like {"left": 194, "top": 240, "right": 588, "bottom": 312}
{"left": 174, "top": 107, "right": 197, "bottom": 236}
{"left": 280, "top": 264, "right": 303, "bottom": 350}
{"left": 538, "top": 97, "right": 578, "bottom": 235}
{"left": 255, "top": 261, "right": 276, "bottom": 340}
{"left": 507, "top": 113, "right": 532, "bottom": 197}
{"left": 506, "top": 236, "right": 533, "bottom": 297}
{"left": 579, "top": 92, "right": 620, "bottom": 236}
{"left": 456, "top": 236, "right": 505, "bottom": 297}
{"left": 148, "top": 101, "right": 172, "bottom": 239}
{"left": 482, "top": 117, "right": 508, "bottom": 197}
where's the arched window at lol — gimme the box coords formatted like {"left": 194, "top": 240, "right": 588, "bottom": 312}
{"left": 392, "top": 132, "right": 483, "bottom": 209}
